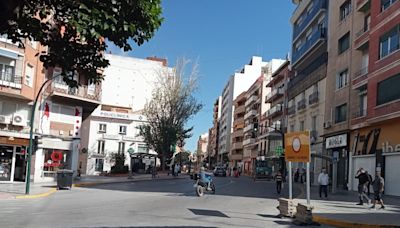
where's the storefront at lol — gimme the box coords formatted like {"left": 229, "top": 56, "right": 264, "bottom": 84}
{"left": 0, "top": 136, "right": 28, "bottom": 182}
{"left": 325, "top": 133, "right": 349, "bottom": 190}
{"left": 350, "top": 120, "right": 400, "bottom": 196}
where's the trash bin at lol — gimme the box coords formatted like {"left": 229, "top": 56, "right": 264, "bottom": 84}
{"left": 56, "top": 170, "right": 73, "bottom": 190}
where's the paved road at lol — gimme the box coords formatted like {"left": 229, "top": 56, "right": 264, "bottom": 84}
{"left": 0, "top": 176, "right": 322, "bottom": 228}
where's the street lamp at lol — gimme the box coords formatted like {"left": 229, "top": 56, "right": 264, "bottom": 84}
{"left": 26, "top": 73, "right": 65, "bottom": 194}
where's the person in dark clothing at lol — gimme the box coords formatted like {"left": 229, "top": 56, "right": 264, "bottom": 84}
{"left": 371, "top": 171, "right": 385, "bottom": 209}
{"left": 355, "top": 168, "right": 371, "bottom": 205}
{"left": 294, "top": 168, "right": 299, "bottom": 183}
{"left": 275, "top": 171, "right": 283, "bottom": 194}
{"left": 366, "top": 171, "right": 373, "bottom": 196}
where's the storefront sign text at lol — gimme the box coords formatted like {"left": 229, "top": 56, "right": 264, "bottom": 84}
{"left": 326, "top": 134, "right": 347, "bottom": 149}
{"left": 382, "top": 141, "right": 400, "bottom": 153}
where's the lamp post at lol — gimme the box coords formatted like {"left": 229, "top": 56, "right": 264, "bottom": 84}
{"left": 26, "top": 73, "right": 64, "bottom": 195}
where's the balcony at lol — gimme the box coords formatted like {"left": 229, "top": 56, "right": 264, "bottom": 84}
{"left": 292, "top": 27, "right": 327, "bottom": 66}
{"left": 292, "top": 0, "right": 327, "bottom": 40}
{"left": 308, "top": 91, "right": 319, "bottom": 105}
{"left": 233, "top": 117, "right": 244, "bottom": 126}
{"left": 356, "top": 0, "right": 370, "bottom": 12}
{"left": 243, "top": 138, "right": 255, "bottom": 146}
{"left": 244, "top": 109, "right": 258, "bottom": 119}
{"left": 288, "top": 105, "right": 296, "bottom": 116}
{"left": 351, "top": 109, "right": 367, "bottom": 127}
{"left": 230, "top": 153, "right": 243, "bottom": 161}
{"left": 265, "top": 104, "right": 283, "bottom": 118}
{"left": 232, "top": 129, "right": 243, "bottom": 138}
{"left": 354, "top": 27, "right": 369, "bottom": 50}
{"left": 265, "top": 88, "right": 284, "bottom": 103}
{"left": 243, "top": 124, "right": 254, "bottom": 133}
{"left": 231, "top": 142, "right": 243, "bottom": 150}
{"left": 245, "top": 95, "right": 259, "bottom": 106}
{"left": 352, "top": 67, "right": 368, "bottom": 88}
{"left": 49, "top": 81, "right": 101, "bottom": 107}
{"left": 297, "top": 99, "right": 307, "bottom": 111}
{"left": 352, "top": 109, "right": 367, "bottom": 119}
{"left": 234, "top": 105, "right": 245, "bottom": 114}
{"left": 0, "top": 72, "right": 22, "bottom": 89}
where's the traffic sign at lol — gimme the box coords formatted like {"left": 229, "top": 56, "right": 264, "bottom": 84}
{"left": 285, "top": 131, "right": 310, "bottom": 162}
{"left": 128, "top": 148, "right": 135, "bottom": 155}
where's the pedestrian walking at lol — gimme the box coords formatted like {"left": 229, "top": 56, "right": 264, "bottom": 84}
{"left": 355, "top": 168, "right": 371, "bottom": 205}
{"left": 366, "top": 171, "right": 373, "bottom": 196}
{"left": 318, "top": 168, "right": 329, "bottom": 199}
{"left": 294, "top": 168, "right": 299, "bottom": 183}
{"left": 274, "top": 171, "right": 283, "bottom": 194}
{"left": 370, "top": 171, "right": 385, "bottom": 209}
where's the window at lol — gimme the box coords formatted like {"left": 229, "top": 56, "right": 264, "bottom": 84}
{"left": 335, "top": 104, "right": 347, "bottom": 123}
{"left": 97, "top": 140, "right": 105, "bottom": 154}
{"left": 98, "top": 124, "right": 107, "bottom": 133}
{"left": 340, "top": 0, "right": 352, "bottom": 21}
{"left": 299, "top": 121, "right": 305, "bottom": 131}
{"left": 306, "top": 2, "right": 314, "bottom": 15}
{"left": 25, "top": 64, "right": 34, "bottom": 87}
{"left": 377, "top": 74, "right": 400, "bottom": 105}
{"left": 379, "top": 25, "right": 400, "bottom": 59}
{"left": 306, "top": 28, "right": 313, "bottom": 42}
{"left": 311, "top": 116, "right": 317, "bottom": 131}
{"left": 338, "top": 32, "right": 350, "bottom": 54}
{"left": 336, "top": 69, "right": 349, "bottom": 89}
{"left": 0, "top": 64, "right": 15, "bottom": 82}
{"left": 95, "top": 159, "right": 104, "bottom": 172}
{"left": 359, "top": 89, "right": 367, "bottom": 116}
{"left": 381, "top": 0, "right": 398, "bottom": 11}
{"left": 290, "top": 124, "right": 295, "bottom": 132}
{"left": 119, "top": 125, "right": 127, "bottom": 135}
{"left": 118, "top": 142, "right": 125, "bottom": 153}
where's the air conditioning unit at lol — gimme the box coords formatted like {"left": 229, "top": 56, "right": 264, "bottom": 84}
{"left": 323, "top": 121, "right": 331, "bottom": 129}
{"left": 12, "top": 114, "right": 27, "bottom": 127}
{"left": 0, "top": 115, "right": 11, "bottom": 124}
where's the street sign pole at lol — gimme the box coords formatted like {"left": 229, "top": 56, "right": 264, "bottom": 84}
{"left": 306, "top": 130, "right": 311, "bottom": 205}
{"left": 289, "top": 161, "right": 292, "bottom": 200}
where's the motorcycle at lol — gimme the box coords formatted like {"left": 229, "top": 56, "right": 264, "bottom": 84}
{"left": 191, "top": 173, "right": 216, "bottom": 197}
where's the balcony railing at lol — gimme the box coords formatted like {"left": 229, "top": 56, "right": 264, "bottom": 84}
{"left": 0, "top": 72, "right": 22, "bottom": 89}
{"left": 356, "top": 27, "right": 369, "bottom": 39}
{"left": 292, "top": 27, "right": 327, "bottom": 65}
{"left": 245, "top": 95, "right": 259, "bottom": 106}
{"left": 288, "top": 105, "right": 296, "bottom": 115}
{"left": 51, "top": 81, "right": 101, "bottom": 102}
{"left": 244, "top": 109, "right": 258, "bottom": 119}
{"left": 308, "top": 91, "right": 319, "bottom": 105}
{"left": 232, "top": 142, "right": 243, "bottom": 150}
{"left": 292, "top": 0, "right": 327, "bottom": 39}
{"left": 352, "top": 109, "right": 367, "bottom": 118}
{"left": 243, "top": 138, "right": 255, "bottom": 146}
{"left": 266, "top": 104, "right": 283, "bottom": 117}
{"left": 297, "top": 99, "right": 307, "bottom": 111}
{"left": 265, "top": 88, "right": 284, "bottom": 103}
{"left": 356, "top": 0, "right": 370, "bottom": 12}
{"left": 353, "top": 66, "right": 368, "bottom": 78}
{"left": 243, "top": 124, "right": 254, "bottom": 133}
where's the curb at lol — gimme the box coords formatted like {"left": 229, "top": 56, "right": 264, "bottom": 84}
{"left": 73, "top": 176, "right": 187, "bottom": 188}
{"left": 313, "top": 215, "right": 398, "bottom": 228}
{"left": 15, "top": 188, "right": 57, "bottom": 199}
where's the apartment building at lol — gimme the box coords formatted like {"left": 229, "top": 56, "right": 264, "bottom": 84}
{"left": 79, "top": 55, "right": 171, "bottom": 175}
{"left": 207, "top": 97, "right": 221, "bottom": 168}
{"left": 348, "top": 0, "right": 400, "bottom": 196}
{"left": 230, "top": 92, "right": 246, "bottom": 169}
{"left": 289, "top": 0, "right": 328, "bottom": 184}
{"left": 0, "top": 36, "right": 45, "bottom": 182}
{"left": 259, "top": 61, "right": 291, "bottom": 175}
{"left": 196, "top": 133, "right": 209, "bottom": 165}
{"left": 218, "top": 56, "right": 268, "bottom": 164}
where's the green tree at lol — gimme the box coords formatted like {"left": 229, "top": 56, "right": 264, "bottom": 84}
{"left": 139, "top": 59, "right": 203, "bottom": 171}
{"left": 174, "top": 151, "right": 190, "bottom": 165}
{"left": 0, "top": 0, "right": 163, "bottom": 85}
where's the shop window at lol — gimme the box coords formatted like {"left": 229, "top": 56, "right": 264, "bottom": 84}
{"left": 0, "top": 145, "right": 13, "bottom": 181}
{"left": 377, "top": 74, "right": 400, "bottom": 105}
{"left": 43, "top": 149, "right": 70, "bottom": 176}
{"left": 95, "top": 159, "right": 104, "bottom": 172}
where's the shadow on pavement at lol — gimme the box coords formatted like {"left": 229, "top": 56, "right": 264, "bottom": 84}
{"left": 79, "top": 176, "right": 303, "bottom": 200}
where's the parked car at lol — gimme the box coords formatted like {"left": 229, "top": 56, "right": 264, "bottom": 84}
{"left": 213, "top": 167, "right": 226, "bottom": 177}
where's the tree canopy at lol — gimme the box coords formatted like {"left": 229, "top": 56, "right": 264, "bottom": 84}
{"left": 0, "top": 0, "right": 163, "bottom": 85}
{"left": 139, "top": 59, "right": 203, "bottom": 170}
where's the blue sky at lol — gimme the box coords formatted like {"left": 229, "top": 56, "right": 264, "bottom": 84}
{"left": 108, "top": 0, "right": 296, "bottom": 153}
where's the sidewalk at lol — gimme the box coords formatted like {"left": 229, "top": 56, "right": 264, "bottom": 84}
{"left": 0, "top": 172, "right": 188, "bottom": 199}
{"left": 294, "top": 183, "right": 400, "bottom": 227}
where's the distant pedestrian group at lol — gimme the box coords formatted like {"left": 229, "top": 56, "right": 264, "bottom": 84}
{"left": 356, "top": 167, "right": 385, "bottom": 209}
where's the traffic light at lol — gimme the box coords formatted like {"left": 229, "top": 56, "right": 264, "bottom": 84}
{"left": 32, "top": 136, "right": 39, "bottom": 155}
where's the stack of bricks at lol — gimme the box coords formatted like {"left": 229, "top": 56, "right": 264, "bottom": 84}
{"left": 277, "top": 198, "right": 297, "bottom": 217}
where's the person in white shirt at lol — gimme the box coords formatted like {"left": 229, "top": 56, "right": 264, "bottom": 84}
{"left": 318, "top": 168, "right": 329, "bottom": 199}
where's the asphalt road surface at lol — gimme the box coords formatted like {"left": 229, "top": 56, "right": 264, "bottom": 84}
{"left": 0, "top": 175, "right": 323, "bottom": 228}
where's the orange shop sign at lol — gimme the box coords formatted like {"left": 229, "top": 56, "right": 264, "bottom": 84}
{"left": 285, "top": 131, "right": 310, "bottom": 162}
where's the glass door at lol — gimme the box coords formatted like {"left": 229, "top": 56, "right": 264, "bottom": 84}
{"left": 0, "top": 145, "right": 14, "bottom": 181}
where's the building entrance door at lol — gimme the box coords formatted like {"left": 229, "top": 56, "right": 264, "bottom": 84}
{"left": 0, "top": 145, "right": 14, "bottom": 181}
{"left": 13, "top": 147, "right": 26, "bottom": 182}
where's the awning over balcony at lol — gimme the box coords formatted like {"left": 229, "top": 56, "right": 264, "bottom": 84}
{"left": 0, "top": 48, "right": 19, "bottom": 59}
